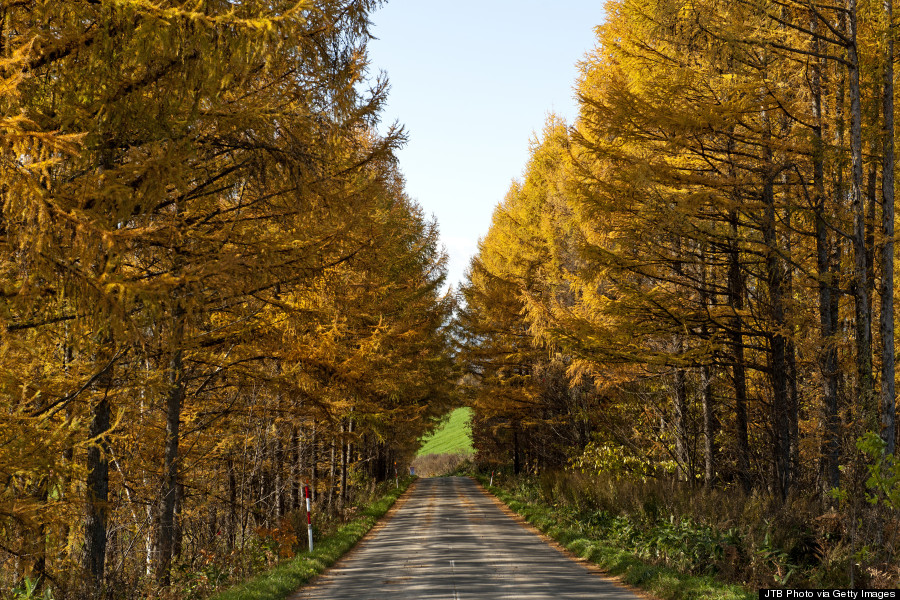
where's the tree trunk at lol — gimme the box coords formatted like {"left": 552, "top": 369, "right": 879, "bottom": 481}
{"left": 882, "top": 0, "right": 897, "bottom": 455}
{"left": 699, "top": 250, "right": 717, "bottom": 487}
{"left": 340, "top": 420, "right": 348, "bottom": 510}
{"left": 34, "top": 481, "right": 48, "bottom": 589}
{"left": 173, "top": 482, "right": 184, "bottom": 559}
{"left": 275, "top": 430, "right": 284, "bottom": 520}
{"left": 157, "top": 306, "right": 185, "bottom": 585}
{"left": 512, "top": 422, "right": 521, "bottom": 475}
{"left": 848, "top": 0, "right": 875, "bottom": 419}
{"left": 84, "top": 361, "right": 112, "bottom": 592}
{"left": 291, "top": 426, "right": 301, "bottom": 512}
{"left": 672, "top": 242, "right": 692, "bottom": 483}
{"left": 728, "top": 212, "right": 752, "bottom": 493}
{"left": 763, "top": 170, "right": 792, "bottom": 500}
{"left": 311, "top": 424, "right": 318, "bottom": 503}
{"left": 674, "top": 365, "right": 689, "bottom": 482}
{"left": 816, "top": 183, "right": 842, "bottom": 492}
{"left": 701, "top": 364, "right": 717, "bottom": 487}
{"left": 327, "top": 435, "right": 336, "bottom": 511}
{"left": 784, "top": 209, "right": 800, "bottom": 477}
{"left": 811, "top": 14, "right": 842, "bottom": 491}
{"left": 227, "top": 456, "right": 237, "bottom": 548}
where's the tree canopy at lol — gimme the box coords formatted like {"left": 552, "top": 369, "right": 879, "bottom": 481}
{"left": 458, "top": 0, "right": 899, "bottom": 505}
{"left": 0, "top": 1, "right": 455, "bottom": 596}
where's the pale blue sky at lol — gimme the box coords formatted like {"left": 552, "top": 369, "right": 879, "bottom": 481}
{"left": 368, "top": 2, "right": 605, "bottom": 291}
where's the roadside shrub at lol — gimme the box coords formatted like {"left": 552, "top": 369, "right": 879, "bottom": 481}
{"left": 483, "top": 467, "right": 900, "bottom": 590}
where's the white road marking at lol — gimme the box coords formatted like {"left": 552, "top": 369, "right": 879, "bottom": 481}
{"left": 450, "top": 558, "right": 459, "bottom": 599}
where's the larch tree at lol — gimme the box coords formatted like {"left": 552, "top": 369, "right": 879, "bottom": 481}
{"left": 0, "top": 0, "right": 455, "bottom": 596}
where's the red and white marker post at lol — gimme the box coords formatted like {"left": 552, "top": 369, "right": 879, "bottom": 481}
{"left": 304, "top": 484, "right": 313, "bottom": 552}
{"left": 490, "top": 471, "right": 494, "bottom": 486}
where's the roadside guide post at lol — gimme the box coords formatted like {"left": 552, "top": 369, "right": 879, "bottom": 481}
{"left": 305, "top": 484, "right": 313, "bottom": 552}
{"left": 394, "top": 462, "right": 398, "bottom": 488}
{"left": 490, "top": 471, "right": 494, "bottom": 486}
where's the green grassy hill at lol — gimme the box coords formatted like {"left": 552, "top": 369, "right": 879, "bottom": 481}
{"left": 416, "top": 407, "right": 475, "bottom": 457}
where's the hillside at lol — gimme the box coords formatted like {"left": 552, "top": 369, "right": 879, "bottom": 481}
{"left": 416, "top": 407, "right": 475, "bottom": 457}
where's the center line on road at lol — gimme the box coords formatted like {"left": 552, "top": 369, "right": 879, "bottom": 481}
{"left": 450, "top": 558, "right": 459, "bottom": 599}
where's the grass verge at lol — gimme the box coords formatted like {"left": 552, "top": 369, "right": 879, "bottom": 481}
{"left": 209, "top": 478, "right": 414, "bottom": 600}
{"left": 477, "top": 475, "right": 754, "bottom": 600}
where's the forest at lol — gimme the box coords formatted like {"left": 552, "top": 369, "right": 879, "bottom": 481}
{"left": 456, "top": 0, "right": 900, "bottom": 589}
{"left": 6, "top": 0, "right": 900, "bottom": 597}
{"left": 0, "top": 1, "right": 455, "bottom": 598}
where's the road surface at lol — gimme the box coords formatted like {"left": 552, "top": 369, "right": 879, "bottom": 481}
{"left": 291, "top": 476, "right": 646, "bottom": 600}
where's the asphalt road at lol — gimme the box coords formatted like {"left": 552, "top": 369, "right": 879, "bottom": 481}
{"left": 290, "top": 476, "right": 646, "bottom": 600}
